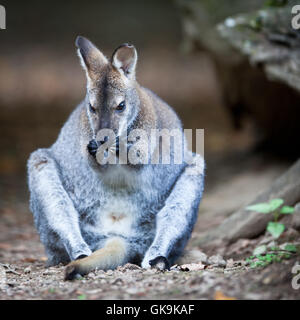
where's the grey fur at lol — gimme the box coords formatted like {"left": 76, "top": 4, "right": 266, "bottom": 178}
{"left": 27, "top": 39, "right": 205, "bottom": 269}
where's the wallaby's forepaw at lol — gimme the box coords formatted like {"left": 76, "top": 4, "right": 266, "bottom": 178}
{"left": 149, "top": 256, "right": 170, "bottom": 271}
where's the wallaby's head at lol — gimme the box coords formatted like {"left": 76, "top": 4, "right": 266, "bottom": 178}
{"left": 76, "top": 36, "right": 140, "bottom": 139}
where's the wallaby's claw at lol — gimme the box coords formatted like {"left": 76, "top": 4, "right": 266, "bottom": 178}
{"left": 149, "top": 256, "right": 170, "bottom": 271}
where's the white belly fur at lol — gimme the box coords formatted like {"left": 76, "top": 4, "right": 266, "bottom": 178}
{"left": 99, "top": 195, "right": 138, "bottom": 237}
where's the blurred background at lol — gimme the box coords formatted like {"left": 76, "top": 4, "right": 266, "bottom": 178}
{"left": 0, "top": 0, "right": 298, "bottom": 258}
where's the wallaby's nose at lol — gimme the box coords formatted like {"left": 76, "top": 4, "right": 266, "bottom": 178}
{"left": 87, "top": 136, "right": 119, "bottom": 158}
{"left": 87, "top": 139, "right": 98, "bottom": 157}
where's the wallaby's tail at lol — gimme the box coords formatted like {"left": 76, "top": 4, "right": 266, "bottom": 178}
{"left": 64, "top": 237, "right": 127, "bottom": 280}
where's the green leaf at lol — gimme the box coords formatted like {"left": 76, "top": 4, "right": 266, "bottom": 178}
{"left": 265, "top": 254, "right": 273, "bottom": 262}
{"left": 253, "top": 245, "right": 267, "bottom": 256}
{"left": 77, "top": 294, "right": 87, "bottom": 300}
{"left": 267, "top": 222, "right": 285, "bottom": 238}
{"left": 246, "top": 199, "right": 283, "bottom": 213}
{"left": 246, "top": 203, "right": 273, "bottom": 213}
{"left": 284, "top": 244, "right": 297, "bottom": 252}
{"left": 280, "top": 206, "right": 294, "bottom": 214}
{"left": 270, "top": 246, "right": 279, "bottom": 251}
{"left": 268, "top": 199, "right": 284, "bottom": 211}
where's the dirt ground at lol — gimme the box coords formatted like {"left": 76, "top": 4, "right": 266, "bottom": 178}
{"left": 0, "top": 153, "right": 299, "bottom": 300}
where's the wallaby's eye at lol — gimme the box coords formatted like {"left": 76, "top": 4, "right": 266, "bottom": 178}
{"left": 89, "top": 103, "right": 96, "bottom": 113}
{"left": 116, "top": 101, "right": 126, "bottom": 113}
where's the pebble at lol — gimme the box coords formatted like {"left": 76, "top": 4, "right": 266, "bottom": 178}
{"left": 24, "top": 267, "right": 31, "bottom": 274}
{"left": 207, "top": 255, "right": 226, "bottom": 267}
{"left": 226, "top": 259, "right": 234, "bottom": 268}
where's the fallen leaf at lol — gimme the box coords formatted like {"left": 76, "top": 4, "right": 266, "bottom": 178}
{"left": 40, "top": 256, "right": 48, "bottom": 262}
{"left": 22, "top": 257, "right": 37, "bottom": 263}
{"left": 214, "top": 290, "right": 236, "bottom": 300}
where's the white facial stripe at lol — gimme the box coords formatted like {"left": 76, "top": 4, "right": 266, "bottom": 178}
{"left": 86, "top": 106, "right": 96, "bottom": 139}
{"left": 88, "top": 91, "right": 97, "bottom": 106}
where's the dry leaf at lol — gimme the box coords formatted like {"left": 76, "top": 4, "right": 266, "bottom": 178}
{"left": 22, "top": 257, "right": 37, "bottom": 263}
{"left": 40, "top": 256, "right": 48, "bottom": 262}
{"left": 214, "top": 290, "right": 236, "bottom": 300}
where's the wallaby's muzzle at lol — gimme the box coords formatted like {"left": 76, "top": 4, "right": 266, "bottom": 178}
{"left": 87, "top": 139, "right": 98, "bottom": 157}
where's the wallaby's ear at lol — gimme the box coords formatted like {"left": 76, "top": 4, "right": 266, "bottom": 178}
{"left": 111, "top": 43, "right": 137, "bottom": 80}
{"left": 75, "top": 36, "right": 108, "bottom": 82}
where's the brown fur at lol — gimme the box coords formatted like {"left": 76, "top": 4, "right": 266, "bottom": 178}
{"left": 65, "top": 237, "right": 126, "bottom": 280}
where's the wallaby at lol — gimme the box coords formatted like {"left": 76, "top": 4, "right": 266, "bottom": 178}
{"left": 27, "top": 36, "right": 205, "bottom": 280}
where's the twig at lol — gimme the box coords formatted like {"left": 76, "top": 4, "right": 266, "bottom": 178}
{"left": 0, "top": 263, "right": 21, "bottom": 275}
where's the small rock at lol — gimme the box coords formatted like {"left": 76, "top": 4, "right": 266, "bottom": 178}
{"left": 24, "top": 267, "right": 31, "bottom": 274}
{"left": 125, "top": 287, "right": 139, "bottom": 295}
{"left": 226, "top": 259, "right": 234, "bottom": 268}
{"left": 207, "top": 255, "right": 226, "bottom": 267}
{"left": 106, "top": 270, "right": 113, "bottom": 275}
{"left": 42, "top": 269, "right": 56, "bottom": 275}
{"left": 262, "top": 276, "right": 272, "bottom": 285}
{"left": 111, "top": 278, "right": 123, "bottom": 285}
{"left": 117, "top": 263, "right": 141, "bottom": 272}
{"left": 188, "top": 250, "right": 208, "bottom": 264}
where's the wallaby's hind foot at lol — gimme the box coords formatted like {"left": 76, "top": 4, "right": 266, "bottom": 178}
{"left": 64, "top": 238, "right": 127, "bottom": 281}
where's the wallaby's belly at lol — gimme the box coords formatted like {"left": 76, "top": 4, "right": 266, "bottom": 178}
{"left": 70, "top": 165, "right": 171, "bottom": 257}
{"left": 78, "top": 189, "right": 157, "bottom": 254}
{"left": 98, "top": 195, "right": 140, "bottom": 237}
